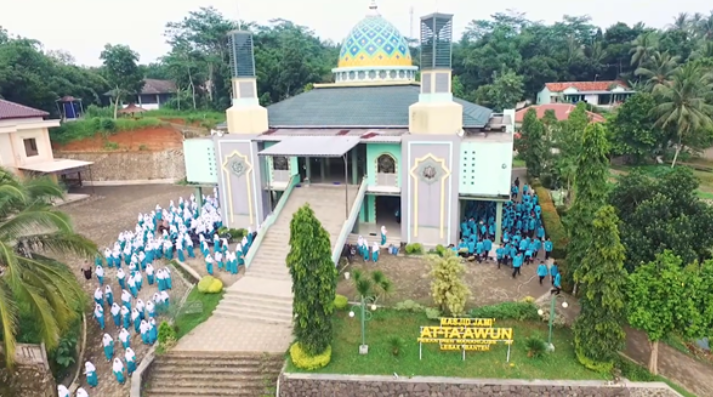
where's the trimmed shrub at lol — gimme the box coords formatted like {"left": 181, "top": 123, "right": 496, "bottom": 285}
{"left": 157, "top": 321, "right": 177, "bottom": 350}
{"left": 289, "top": 342, "right": 332, "bottom": 370}
{"left": 394, "top": 299, "right": 426, "bottom": 312}
{"left": 405, "top": 243, "right": 423, "bottom": 255}
{"left": 197, "top": 276, "right": 223, "bottom": 294}
{"left": 469, "top": 302, "right": 540, "bottom": 321}
{"left": 533, "top": 184, "right": 568, "bottom": 258}
{"left": 333, "top": 294, "right": 348, "bottom": 310}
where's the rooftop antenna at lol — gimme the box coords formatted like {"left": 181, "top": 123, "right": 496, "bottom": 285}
{"left": 236, "top": 1, "right": 242, "bottom": 30}
{"left": 367, "top": 0, "right": 379, "bottom": 16}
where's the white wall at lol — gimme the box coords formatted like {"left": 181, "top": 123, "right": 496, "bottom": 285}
{"left": 459, "top": 140, "right": 513, "bottom": 197}
{"left": 9, "top": 128, "right": 54, "bottom": 166}
{"left": 584, "top": 94, "right": 599, "bottom": 104}
{"left": 122, "top": 103, "right": 160, "bottom": 110}
{"left": 0, "top": 134, "right": 14, "bottom": 169}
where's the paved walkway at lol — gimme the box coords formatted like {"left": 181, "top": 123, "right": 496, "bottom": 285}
{"left": 174, "top": 275, "right": 293, "bottom": 354}
{"left": 59, "top": 185, "right": 194, "bottom": 396}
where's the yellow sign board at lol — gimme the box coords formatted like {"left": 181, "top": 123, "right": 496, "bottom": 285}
{"left": 417, "top": 318, "right": 514, "bottom": 362}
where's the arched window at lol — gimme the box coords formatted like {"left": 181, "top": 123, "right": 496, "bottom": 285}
{"left": 377, "top": 154, "right": 396, "bottom": 174}
{"left": 273, "top": 156, "right": 289, "bottom": 171}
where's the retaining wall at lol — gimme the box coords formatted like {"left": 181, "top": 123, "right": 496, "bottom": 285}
{"left": 278, "top": 373, "right": 683, "bottom": 397}
{"left": 55, "top": 150, "right": 185, "bottom": 182}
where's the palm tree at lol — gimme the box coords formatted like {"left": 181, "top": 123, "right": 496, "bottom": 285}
{"left": 630, "top": 32, "right": 659, "bottom": 67}
{"left": 670, "top": 13, "right": 690, "bottom": 31}
{"left": 0, "top": 168, "right": 96, "bottom": 367}
{"left": 653, "top": 63, "right": 713, "bottom": 167}
{"left": 635, "top": 51, "right": 680, "bottom": 92}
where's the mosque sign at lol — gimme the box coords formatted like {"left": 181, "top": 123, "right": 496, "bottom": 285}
{"left": 417, "top": 318, "right": 514, "bottom": 362}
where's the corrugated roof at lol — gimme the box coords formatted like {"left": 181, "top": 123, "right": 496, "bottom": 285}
{"left": 258, "top": 136, "right": 361, "bottom": 158}
{"left": 0, "top": 99, "right": 49, "bottom": 120}
{"left": 266, "top": 85, "right": 492, "bottom": 128}
{"left": 251, "top": 128, "right": 409, "bottom": 143}
{"left": 544, "top": 80, "right": 628, "bottom": 92}
{"left": 141, "top": 79, "right": 177, "bottom": 95}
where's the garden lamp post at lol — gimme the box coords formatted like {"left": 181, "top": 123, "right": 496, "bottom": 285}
{"left": 538, "top": 295, "right": 569, "bottom": 352}
{"left": 349, "top": 296, "right": 376, "bottom": 355}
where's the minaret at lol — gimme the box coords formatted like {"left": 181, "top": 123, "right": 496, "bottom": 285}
{"left": 408, "top": 13, "right": 462, "bottom": 135}
{"left": 226, "top": 30, "right": 268, "bottom": 134}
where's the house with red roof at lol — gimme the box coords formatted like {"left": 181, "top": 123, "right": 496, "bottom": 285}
{"left": 0, "top": 99, "right": 92, "bottom": 180}
{"left": 536, "top": 80, "right": 634, "bottom": 109}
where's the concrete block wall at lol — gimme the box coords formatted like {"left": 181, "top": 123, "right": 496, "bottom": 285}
{"left": 55, "top": 150, "right": 186, "bottom": 182}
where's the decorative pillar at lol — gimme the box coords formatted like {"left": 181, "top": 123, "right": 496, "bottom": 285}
{"left": 305, "top": 157, "right": 311, "bottom": 184}
{"left": 495, "top": 201, "right": 503, "bottom": 244}
{"left": 320, "top": 158, "right": 326, "bottom": 181}
{"left": 226, "top": 31, "right": 268, "bottom": 134}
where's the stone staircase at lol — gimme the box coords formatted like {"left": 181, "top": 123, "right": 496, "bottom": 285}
{"left": 143, "top": 351, "right": 283, "bottom": 397}
{"left": 212, "top": 184, "right": 358, "bottom": 324}
{"left": 246, "top": 184, "right": 357, "bottom": 281}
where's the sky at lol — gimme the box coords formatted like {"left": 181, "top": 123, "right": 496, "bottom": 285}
{"left": 1, "top": 0, "right": 709, "bottom": 66}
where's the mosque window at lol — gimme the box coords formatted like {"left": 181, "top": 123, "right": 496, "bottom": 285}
{"left": 390, "top": 70, "right": 397, "bottom": 79}
{"left": 399, "top": 70, "right": 405, "bottom": 78}
{"left": 379, "top": 70, "right": 387, "bottom": 79}
{"left": 368, "top": 70, "right": 376, "bottom": 79}
{"left": 358, "top": 71, "right": 366, "bottom": 80}
{"left": 377, "top": 154, "right": 396, "bottom": 174}
{"left": 349, "top": 71, "right": 355, "bottom": 80}
{"left": 273, "top": 156, "right": 289, "bottom": 171}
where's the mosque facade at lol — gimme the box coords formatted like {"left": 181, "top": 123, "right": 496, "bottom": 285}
{"left": 183, "top": 2, "right": 515, "bottom": 247}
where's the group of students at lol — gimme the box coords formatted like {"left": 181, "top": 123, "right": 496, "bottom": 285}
{"left": 354, "top": 226, "right": 388, "bottom": 263}
{"left": 78, "top": 191, "right": 226, "bottom": 393}
{"left": 57, "top": 385, "right": 89, "bottom": 397}
{"left": 456, "top": 180, "right": 561, "bottom": 288}
{"left": 203, "top": 229, "right": 253, "bottom": 276}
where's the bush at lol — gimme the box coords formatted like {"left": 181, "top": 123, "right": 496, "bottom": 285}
{"left": 389, "top": 336, "right": 405, "bottom": 356}
{"left": 524, "top": 335, "right": 547, "bottom": 358}
{"left": 533, "top": 184, "right": 568, "bottom": 258}
{"left": 334, "top": 294, "right": 348, "bottom": 310}
{"left": 425, "top": 308, "right": 441, "bottom": 320}
{"left": 405, "top": 243, "right": 423, "bottom": 255}
{"left": 289, "top": 342, "right": 331, "bottom": 370}
{"left": 50, "top": 116, "right": 164, "bottom": 145}
{"left": 197, "top": 276, "right": 223, "bottom": 294}
{"left": 469, "top": 302, "right": 540, "bottom": 321}
{"left": 157, "top": 321, "right": 177, "bottom": 350}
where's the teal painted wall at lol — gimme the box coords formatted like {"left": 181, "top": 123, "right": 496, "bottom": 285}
{"left": 537, "top": 87, "right": 552, "bottom": 105}
{"left": 459, "top": 141, "right": 513, "bottom": 197}
{"left": 366, "top": 143, "right": 402, "bottom": 187}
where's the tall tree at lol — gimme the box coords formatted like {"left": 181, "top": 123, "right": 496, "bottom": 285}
{"left": 100, "top": 44, "right": 144, "bottom": 119}
{"left": 0, "top": 168, "right": 97, "bottom": 367}
{"left": 286, "top": 204, "right": 336, "bottom": 357}
{"left": 516, "top": 108, "right": 546, "bottom": 178}
{"left": 572, "top": 206, "right": 628, "bottom": 372}
{"left": 653, "top": 62, "right": 713, "bottom": 167}
{"left": 428, "top": 250, "right": 471, "bottom": 317}
{"left": 553, "top": 102, "right": 589, "bottom": 192}
{"left": 607, "top": 93, "right": 663, "bottom": 163}
{"left": 474, "top": 69, "right": 525, "bottom": 111}
{"left": 635, "top": 51, "right": 680, "bottom": 92}
{"left": 565, "top": 122, "right": 610, "bottom": 291}
{"left": 630, "top": 32, "right": 659, "bottom": 68}
{"left": 626, "top": 251, "right": 695, "bottom": 374}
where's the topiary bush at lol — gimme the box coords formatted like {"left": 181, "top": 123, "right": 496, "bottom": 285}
{"left": 157, "top": 321, "right": 177, "bottom": 350}
{"left": 394, "top": 299, "right": 425, "bottom": 312}
{"left": 197, "top": 275, "right": 223, "bottom": 294}
{"left": 404, "top": 243, "right": 423, "bottom": 255}
{"left": 334, "top": 294, "right": 348, "bottom": 310}
{"left": 525, "top": 335, "right": 547, "bottom": 358}
{"left": 289, "top": 342, "right": 332, "bottom": 370}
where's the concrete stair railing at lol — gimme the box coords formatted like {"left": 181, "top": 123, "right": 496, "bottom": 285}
{"left": 143, "top": 351, "right": 283, "bottom": 396}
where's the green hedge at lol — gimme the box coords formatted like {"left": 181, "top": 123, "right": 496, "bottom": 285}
{"left": 533, "top": 184, "right": 568, "bottom": 259}
{"left": 50, "top": 117, "right": 164, "bottom": 144}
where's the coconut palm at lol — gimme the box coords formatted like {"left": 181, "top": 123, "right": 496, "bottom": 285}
{"left": 630, "top": 32, "right": 659, "bottom": 67}
{"left": 0, "top": 168, "right": 96, "bottom": 367}
{"left": 653, "top": 63, "right": 713, "bottom": 167}
{"left": 670, "top": 13, "right": 690, "bottom": 31}
{"left": 635, "top": 51, "right": 680, "bottom": 92}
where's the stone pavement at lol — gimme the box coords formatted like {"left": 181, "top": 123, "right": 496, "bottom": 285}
{"left": 58, "top": 185, "right": 194, "bottom": 396}
{"left": 175, "top": 318, "right": 291, "bottom": 353}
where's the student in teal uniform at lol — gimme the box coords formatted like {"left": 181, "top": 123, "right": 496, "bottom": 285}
{"left": 550, "top": 262, "right": 559, "bottom": 286}
{"left": 544, "top": 238, "right": 553, "bottom": 260}
{"left": 551, "top": 272, "right": 562, "bottom": 295}
{"left": 512, "top": 252, "right": 523, "bottom": 278}
{"left": 537, "top": 261, "right": 548, "bottom": 284}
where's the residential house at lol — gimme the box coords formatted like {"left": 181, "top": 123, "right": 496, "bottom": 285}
{"left": 514, "top": 103, "right": 606, "bottom": 127}
{"left": 536, "top": 81, "right": 634, "bottom": 109}
{"left": 0, "top": 99, "right": 92, "bottom": 181}
{"left": 106, "top": 78, "right": 177, "bottom": 110}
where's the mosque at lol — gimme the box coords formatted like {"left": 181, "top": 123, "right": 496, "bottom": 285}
{"left": 183, "top": 1, "right": 515, "bottom": 249}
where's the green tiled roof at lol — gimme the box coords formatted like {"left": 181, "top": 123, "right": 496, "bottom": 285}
{"left": 266, "top": 85, "right": 492, "bottom": 128}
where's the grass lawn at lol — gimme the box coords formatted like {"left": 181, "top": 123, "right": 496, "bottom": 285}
{"left": 173, "top": 287, "right": 224, "bottom": 339}
{"left": 287, "top": 310, "right": 607, "bottom": 381}
{"left": 513, "top": 158, "right": 526, "bottom": 168}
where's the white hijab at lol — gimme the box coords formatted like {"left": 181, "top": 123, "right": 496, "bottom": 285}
{"left": 206, "top": 254, "right": 213, "bottom": 263}
{"left": 76, "top": 388, "right": 89, "bottom": 397}
{"left": 236, "top": 243, "right": 243, "bottom": 253}
{"left": 57, "top": 385, "right": 70, "bottom": 397}
{"left": 104, "top": 285, "right": 112, "bottom": 295}
{"left": 372, "top": 242, "right": 379, "bottom": 253}
{"left": 131, "top": 308, "right": 139, "bottom": 321}
{"left": 84, "top": 361, "right": 96, "bottom": 373}
{"left": 381, "top": 225, "right": 387, "bottom": 235}
{"left": 110, "top": 303, "right": 121, "bottom": 316}
{"left": 140, "top": 320, "right": 149, "bottom": 333}
{"left": 94, "top": 288, "right": 102, "bottom": 300}
{"left": 102, "top": 333, "right": 112, "bottom": 347}
{"left": 96, "top": 265, "right": 104, "bottom": 277}
{"left": 112, "top": 358, "right": 124, "bottom": 372}
{"left": 121, "top": 290, "right": 131, "bottom": 302}
{"left": 147, "top": 300, "right": 155, "bottom": 311}
{"left": 357, "top": 235, "right": 364, "bottom": 247}
{"left": 146, "top": 263, "right": 154, "bottom": 274}
{"left": 93, "top": 305, "right": 102, "bottom": 317}
{"left": 119, "top": 328, "right": 130, "bottom": 342}
{"left": 117, "top": 268, "right": 125, "bottom": 279}
{"left": 125, "top": 347, "right": 136, "bottom": 361}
